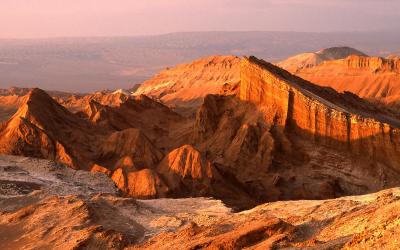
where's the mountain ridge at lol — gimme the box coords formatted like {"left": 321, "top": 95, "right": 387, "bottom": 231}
{"left": 283, "top": 54, "right": 400, "bottom": 108}
{"left": 2, "top": 55, "right": 400, "bottom": 209}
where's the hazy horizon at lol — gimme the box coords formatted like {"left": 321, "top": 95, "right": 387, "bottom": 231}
{"left": 0, "top": 0, "right": 399, "bottom": 39}
{"left": 0, "top": 1, "right": 399, "bottom": 92}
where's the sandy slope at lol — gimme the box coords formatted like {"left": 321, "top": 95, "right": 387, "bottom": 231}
{"left": 2, "top": 155, "right": 400, "bottom": 249}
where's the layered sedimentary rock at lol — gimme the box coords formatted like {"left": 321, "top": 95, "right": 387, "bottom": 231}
{"left": 100, "top": 128, "right": 164, "bottom": 169}
{"left": 3, "top": 155, "right": 400, "bottom": 249}
{"left": 134, "top": 55, "right": 241, "bottom": 107}
{"left": 0, "top": 88, "right": 250, "bottom": 205}
{"left": 3, "top": 55, "right": 400, "bottom": 209}
{"left": 191, "top": 56, "right": 400, "bottom": 203}
{"left": 157, "top": 145, "right": 214, "bottom": 194}
{"left": 111, "top": 168, "right": 168, "bottom": 198}
{"left": 80, "top": 94, "right": 183, "bottom": 144}
{"left": 0, "top": 89, "right": 98, "bottom": 169}
{"left": 240, "top": 56, "right": 400, "bottom": 169}
{"left": 282, "top": 54, "right": 400, "bottom": 108}
{"left": 277, "top": 47, "right": 367, "bottom": 72}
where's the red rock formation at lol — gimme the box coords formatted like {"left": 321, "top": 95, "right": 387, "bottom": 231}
{"left": 114, "top": 156, "right": 137, "bottom": 170}
{"left": 281, "top": 54, "right": 400, "bottom": 108}
{"left": 111, "top": 168, "right": 168, "bottom": 198}
{"left": 157, "top": 145, "right": 214, "bottom": 192}
{"left": 192, "top": 56, "right": 400, "bottom": 203}
{"left": 100, "top": 128, "right": 164, "bottom": 169}
{"left": 4, "top": 56, "right": 400, "bottom": 208}
{"left": 134, "top": 55, "right": 241, "bottom": 107}
{"left": 90, "top": 164, "right": 112, "bottom": 176}
{"left": 59, "top": 90, "right": 131, "bottom": 113}
{"left": 156, "top": 144, "right": 255, "bottom": 207}
{"left": 0, "top": 88, "right": 96, "bottom": 169}
{"left": 241, "top": 56, "right": 400, "bottom": 165}
{"left": 277, "top": 47, "right": 367, "bottom": 72}
{"left": 80, "top": 94, "right": 183, "bottom": 146}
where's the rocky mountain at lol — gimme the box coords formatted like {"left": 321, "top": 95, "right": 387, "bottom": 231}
{"left": 280, "top": 53, "right": 400, "bottom": 109}
{"left": 0, "top": 87, "right": 135, "bottom": 122}
{"left": 0, "top": 88, "right": 250, "bottom": 208}
{"left": 190, "top": 56, "right": 400, "bottom": 203}
{"left": 2, "top": 55, "right": 400, "bottom": 211}
{"left": 2, "top": 155, "right": 400, "bottom": 249}
{"left": 0, "top": 88, "right": 99, "bottom": 169}
{"left": 133, "top": 55, "right": 241, "bottom": 108}
{"left": 0, "top": 87, "right": 85, "bottom": 122}
{"left": 3, "top": 53, "right": 400, "bottom": 248}
{"left": 277, "top": 46, "right": 367, "bottom": 72}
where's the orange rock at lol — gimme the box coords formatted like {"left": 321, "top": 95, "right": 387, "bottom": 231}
{"left": 114, "top": 156, "right": 137, "bottom": 171}
{"left": 100, "top": 128, "right": 163, "bottom": 169}
{"left": 240, "top": 56, "right": 400, "bottom": 165}
{"left": 134, "top": 55, "right": 241, "bottom": 107}
{"left": 281, "top": 53, "right": 400, "bottom": 108}
{"left": 157, "top": 145, "right": 214, "bottom": 191}
{"left": 0, "top": 88, "right": 99, "bottom": 170}
{"left": 90, "top": 164, "right": 112, "bottom": 176}
{"left": 111, "top": 168, "right": 168, "bottom": 198}
{"left": 277, "top": 46, "right": 366, "bottom": 72}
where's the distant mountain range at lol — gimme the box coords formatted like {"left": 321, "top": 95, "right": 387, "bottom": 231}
{"left": 0, "top": 31, "right": 399, "bottom": 92}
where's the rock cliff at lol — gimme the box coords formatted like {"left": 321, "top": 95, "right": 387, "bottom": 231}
{"left": 282, "top": 54, "right": 400, "bottom": 109}
{"left": 240, "top": 56, "right": 400, "bottom": 167}
{"left": 3, "top": 56, "right": 400, "bottom": 209}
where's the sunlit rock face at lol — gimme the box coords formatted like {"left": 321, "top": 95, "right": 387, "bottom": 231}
{"left": 0, "top": 89, "right": 91, "bottom": 169}
{"left": 3, "top": 55, "right": 400, "bottom": 207}
{"left": 284, "top": 55, "right": 400, "bottom": 109}
{"left": 134, "top": 55, "right": 241, "bottom": 107}
{"left": 277, "top": 46, "right": 367, "bottom": 72}
{"left": 240, "top": 56, "right": 400, "bottom": 169}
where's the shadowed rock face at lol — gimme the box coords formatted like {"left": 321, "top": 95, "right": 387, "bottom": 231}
{"left": 2, "top": 155, "right": 400, "bottom": 249}
{"left": 0, "top": 89, "right": 98, "bottom": 169}
{"left": 100, "top": 128, "right": 164, "bottom": 169}
{"left": 3, "top": 56, "right": 400, "bottom": 209}
{"left": 241, "top": 56, "right": 400, "bottom": 169}
{"left": 191, "top": 56, "right": 400, "bottom": 204}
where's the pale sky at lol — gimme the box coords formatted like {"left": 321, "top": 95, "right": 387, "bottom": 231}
{"left": 0, "top": 0, "right": 399, "bottom": 38}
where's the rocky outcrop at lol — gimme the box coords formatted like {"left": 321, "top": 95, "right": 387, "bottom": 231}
{"left": 157, "top": 145, "right": 214, "bottom": 193}
{"left": 59, "top": 90, "right": 130, "bottom": 113}
{"left": 3, "top": 56, "right": 400, "bottom": 208}
{"left": 191, "top": 56, "right": 400, "bottom": 203}
{"left": 0, "top": 89, "right": 95, "bottom": 169}
{"left": 79, "top": 94, "right": 183, "bottom": 146}
{"left": 156, "top": 144, "right": 254, "bottom": 207}
{"left": 240, "top": 56, "right": 400, "bottom": 169}
{"left": 3, "top": 156, "right": 400, "bottom": 249}
{"left": 137, "top": 188, "right": 400, "bottom": 250}
{"left": 278, "top": 47, "right": 367, "bottom": 72}
{"left": 90, "top": 164, "right": 112, "bottom": 176}
{"left": 134, "top": 55, "right": 241, "bottom": 107}
{"left": 283, "top": 54, "right": 400, "bottom": 108}
{"left": 111, "top": 168, "right": 168, "bottom": 198}
{"left": 342, "top": 55, "right": 400, "bottom": 72}
{"left": 100, "top": 128, "right": 164, "bottom": 169}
